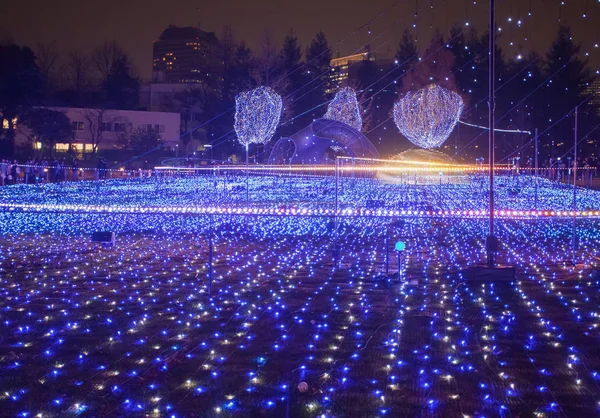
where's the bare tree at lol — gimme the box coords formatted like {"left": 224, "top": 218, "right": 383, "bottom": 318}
{"left": 82, "top": 108, "right": 122, "bottom": 154}
{"left": 66, "top": 50, "right": 91, "bottom": 95}
{"left": 35, "top": 41, "right": 60, "bottom": 88}
{"left": 249, "top": 30, "right": 292, "bottom": 124}
{"left": 91, "top": 41, "right": 126, "bottom": 81}
{"left": 251, "top": 30, "right": 279, "bottom": 87}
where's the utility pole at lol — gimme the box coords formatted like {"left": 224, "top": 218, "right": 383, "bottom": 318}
{"left": 535, "top": 128, "right": 538, "bottom": 208}
{"left": 573, "top": 107, "right": 578, "bottom": 265}
{"left": 385, "top": 224, "right": 389, "bottom": 275}
{"left": 209, "top": 214, "right": 214, "bottom": 298}
{"left": 486, "top": 0, "right": 497, "bottom": 268}
{"left": 334, "top": 157, "right": 340, "bottom": 266}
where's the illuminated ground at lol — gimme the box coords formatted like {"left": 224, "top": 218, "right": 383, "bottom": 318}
{"left": 1, "top": 175, "right": 600, "bottom": 417}
{"left": 2, "top": 216, "right": 600, "bottom": 417}
{"left": 0, "top": 173, "right": 598, "bottom": 235}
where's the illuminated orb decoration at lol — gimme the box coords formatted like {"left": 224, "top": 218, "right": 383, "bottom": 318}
{"left": 234, "top": 86, "right": 283, "bottom": 146}
{"left": 323, "top": 87, "right": 362, "bottom": 131}
{"left": 393, "top": 84, "right": 463, "bottom": 149}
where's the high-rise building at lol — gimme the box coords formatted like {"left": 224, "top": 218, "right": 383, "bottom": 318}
{"left": 152, "top": 26, "right": 222, "bottom": 84}
{"left": 326, "top": 53, "right": 371, "bottom": 94}
{"left": 583, "top": 78, "right": 600, "bottom": 117}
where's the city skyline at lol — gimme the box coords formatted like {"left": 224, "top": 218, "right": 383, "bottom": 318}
{"left": 3, "top": 0, "right": 600, "bottom": 80}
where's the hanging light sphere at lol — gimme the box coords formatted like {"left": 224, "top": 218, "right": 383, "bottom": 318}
{"left": 324, "top": 87, "right": 362, "bottom": 131}
{"left": 234, "top": 86, "right": 283, "bottom": 147}
{"left": 393, "top": 84, "right": 463, "bottom": 149}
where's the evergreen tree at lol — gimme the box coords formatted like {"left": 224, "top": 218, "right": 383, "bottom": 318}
{"left": 541, "top": 26, "right": 594, "bottom": 159}
{"left": 498, "top": 52, "right": 544, "bottom": 160}
{"left": 400, "top": 31, "right": 457, "bottom": 93}
{"left": 451, "top": 30, "right": 506, "bottom": 130}
{"left": 102, "top": 55, "right": 139, "bottom": 110}
{"left": 394, "top": 29, "right": 418, "bottom": 92}
{"left": 300, "top": 31, "right": 331, "bottom": 124}
{"left": 354, "top": 56, "right": 378, "bottom": 91}
{"left": 0, "top": 43, "right": 44, "bottom": 157}
{"left": 546, "top": 26, "right": 593, "bottom": 110}
{"left": 277, "top": 30, "right": 305, "bottom": 131}
{"left": 278, "top": 30, "right": 304, "bottom": 97}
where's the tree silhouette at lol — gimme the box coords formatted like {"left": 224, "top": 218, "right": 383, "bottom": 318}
{"left": 400, "top": 32, "right": 457, "bottom": 93}
{"left": 540, "top": 26, "right": 595, "bottom": 159}
{"left": 0, "top": 43, "right": 44, "bottom": 156}
{"left": 64, "top": 50, "right": 92, "bottom": 107}
{"left": 277, "top": 30, "right": 305, "bottom": 126}
{"left": 102, "top": 55, "right": 139, "bottom": 110}
{"left": 126, "top": 127, "right": 162, "bottom": 154}
{"left": 394, "top": 29, "right": 419, "bottom": 92}
{"left": 92, "top": 41, "right": 126, "bottom": 81}
{"left": 35, "top": 41, "right": 60, "bottom": 93}
{"left": 299, "top": 31, "right": 331, "bottom": 126}
{"left": 23, "top": 108, "right": 72, "bottom": 156}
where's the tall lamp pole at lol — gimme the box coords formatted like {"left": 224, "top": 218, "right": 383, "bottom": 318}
{"left": 487, "top": 0, "right": 497, "bottom": 267}
{"left": 534, "top": 128, "right": 539, "bottom": 209}
{"left": 572, "top": 107, "right": 578, "bottom": 264}
{"left": 246, "top": 143, "right": 249, "bottom": 202}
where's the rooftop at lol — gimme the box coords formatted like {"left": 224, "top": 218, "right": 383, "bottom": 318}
{"left": 157, "top": 25, "right": 219, "bottom": 44}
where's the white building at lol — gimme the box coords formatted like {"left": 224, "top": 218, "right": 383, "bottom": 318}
{"left": 140, "top": 83, "right": 212, "bottom": 151}
{"left": 14, "top": 107, "right": 181, "bottom": 153}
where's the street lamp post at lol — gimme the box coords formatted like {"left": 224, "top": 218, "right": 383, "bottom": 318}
{"left": 246, "top": 143, "right": 249, "bottom": 202}
{"left": 535, "top": 128, "right": 539, "bottom": 208}
{"left": 573, "top": 107, "right": 578, "bottom": 265}
{"left": 487, "top": 0, "right": 497, "bottom": 268}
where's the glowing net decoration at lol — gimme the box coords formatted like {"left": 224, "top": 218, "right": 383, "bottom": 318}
{"left": 234, "top": 86, "right": 283, "bottom": 147}
{"left": 324, "top": 87, "right": 362, "bottom": 131}
{"left": 393, "top": 84, "right": 463, "bottom": 149}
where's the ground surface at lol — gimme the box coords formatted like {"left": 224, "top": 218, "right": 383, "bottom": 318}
{"left": 2, "top": 217, "right": 600, "bottom": 417}
{"left": 2, "top": 173, "right": 600, "bottom": 417}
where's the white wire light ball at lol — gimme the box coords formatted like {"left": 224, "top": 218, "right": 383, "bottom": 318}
{"left": 323, "top": 87, "right": 362, "bottom": 131}
{"left": 393, "top": 84, "right": 463, "bottom": 149}
{"left": 234, "top": 86, "right": 283, "bottom": 146}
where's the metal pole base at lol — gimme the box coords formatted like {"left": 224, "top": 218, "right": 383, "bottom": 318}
{"left": 486, "top": 235, "right": 498, "bottom": 268}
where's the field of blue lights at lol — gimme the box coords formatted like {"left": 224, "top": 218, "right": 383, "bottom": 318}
{"left": 2, "top": 173, "right": 600, "bottom": 417}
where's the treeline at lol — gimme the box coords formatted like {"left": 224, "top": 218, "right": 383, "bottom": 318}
{"left": 0, "top": 24, "right": 597, "bottom": 161}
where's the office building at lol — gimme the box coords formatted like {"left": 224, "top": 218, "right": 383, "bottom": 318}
{"left": 152, "top": 26, "right": 222, "bottom": 84}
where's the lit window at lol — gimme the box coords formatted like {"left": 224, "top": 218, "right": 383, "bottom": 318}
{"left": 2, "top": 118, "right": 17, "bottom": 129}
{"left": 55, "top": 143, "right": 70, "bottom": 151}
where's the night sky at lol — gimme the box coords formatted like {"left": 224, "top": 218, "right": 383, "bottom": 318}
{"left": 3, "top": 0, "right": 599, "bottom": 80}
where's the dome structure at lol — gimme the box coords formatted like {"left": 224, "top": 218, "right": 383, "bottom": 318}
{"left": 268, "top": 118, "right": 379, "bottom": 164}
{"left": 390, "top": 149, "right": 456, "bottom": 165}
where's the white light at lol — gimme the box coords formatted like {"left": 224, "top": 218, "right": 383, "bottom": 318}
{"left": 393, "top": 84, "right": 463, "bottom": 149}
{"left": 234, "top": 86, "right": 282, "bottom": 147}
